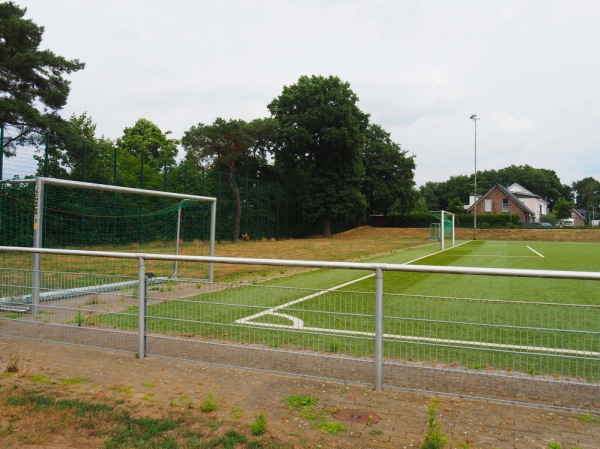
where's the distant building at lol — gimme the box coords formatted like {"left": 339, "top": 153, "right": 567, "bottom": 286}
{"left": 466, "top": 183, "right": 548, "bottom": 223}
{"left": 571, "top": 208, "right": 586, "bottom": 227}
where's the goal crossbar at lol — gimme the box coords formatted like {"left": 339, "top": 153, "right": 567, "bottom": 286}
{"left": 429, "top": 210, "right": 455, "bottom": 251}
{"left": 30, "top": 177, "right": 217, "bottom": 310}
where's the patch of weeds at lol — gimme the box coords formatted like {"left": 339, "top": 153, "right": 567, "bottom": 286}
{"left": 85, "top": 295, "right": 100, "bottom": 305}
{"left": 421, "top": 397, "right": 448, "bottom": 449}
{"left": 38, "top": 309, "right": 55, "bottom": 315}
{"left": 300, "top": 406, "right": 322, "bottom": 421}
{"left": 183, "top": 430, "right": 204, "bottom": 449}
{"left": 316, "top": 421, "right": 347, "bottom": 434}
{"left": 104, "top": 411, "right": 178, "bottom": 448}
{"left": 369, "top": 428, "right": 384, "bottom": 436}
{"left": 284, "top": 394, "right": 347, "bottom": 435}
{"left": 284, "top": 394, "right": 318, "bottom": 410}
{"left": 577, "top": 413, "right": 599, "bottom": 423}
{"left": 326, "top": 406, "right": 341, "bottom": 415}
{"left": 230, "top": 407, "right": 245, "bottom": 419}
{"left": 170, "top": 394, "right": 192, "bottom": 408}
{"left": 0, "top": 418, "right": 15, "bottom": 435}
{"left": 327, "top": 338, "right": 340, "bottom": 353}
{"left": 61, "top": 376, "right": 88, "bottom": 386}
{"left": 30, "top": 374, "right": 54, "bottom": 383}
{"left": 4, "top": 354, "right": 21, "bottom": 374}
{"left": 203, "top": 429, "right": 247, "bottom": 449}
{"left": 141, "top": 393, "right": 156, "bottom": 402}
{"left": 114, "top": 386, "right": 132, "bottom": 394}
{"left": 142, "top": 381, "right": 155, "bottom": 387}
{"left": 185, "top": 435, "right": 202, "bottom": 448}
{"left": 75, "top": 306, "right": 84, "bottom": 327}
{"left": 183, "top": 430, "right": 204, "bottom": 439}
{"left": 339, "top": 387, "right": 350, "bottom": 394}
{"left": 547, "top": 443, "right": 563, "bottom": 449}
{"left": 5, "top": 392, "right": 113, "bottom": 416}
{"left": 196, "top": 392, "right": 220, "bottom": 412}
{"left": 205, "top": 419, "right": 222, "bottom": 430}
{"left": 251, "top": 413, "right": 267, "bottom": 436}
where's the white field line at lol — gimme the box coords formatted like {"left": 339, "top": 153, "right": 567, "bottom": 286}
{"left": 236, "top": 321, "right": 600, "bottom": 357}
{"left": 235, "top": 241, "right": 468, "bottom": 326}
{"left": 436, "top": 254, "right": 537, "bottom": 258}
{"left": 234, "top": 239, "right": 598, "bottom": 358}
{"left": 235, "top": 273, "right": 375, "bottom": 325}
{"left": 527, "top": 246, "right": 545, "bottom": 258}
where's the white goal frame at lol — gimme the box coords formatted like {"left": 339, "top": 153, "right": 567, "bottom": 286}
{"left": 31, "top": 177, "right": 217, "bottom": 308}
{"left": 430, "top": 210, "right": 455, "bottom": 251}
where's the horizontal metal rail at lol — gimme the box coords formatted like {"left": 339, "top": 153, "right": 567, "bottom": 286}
{"left": 2, "top": 245, "right": 600, "bottom": 281}
{"left": 1, "top": 245, "right": 599, "bottom": 411}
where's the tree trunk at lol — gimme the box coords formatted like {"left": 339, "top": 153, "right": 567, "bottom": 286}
{"left": 228, "top": 172, "right": 242, "bottom": 242}
{"left": 323, "top": 216, "right": 331, "bottom": 238}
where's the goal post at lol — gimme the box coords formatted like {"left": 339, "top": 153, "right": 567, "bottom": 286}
{"left": 429, "top": 210, "right": 455, "bottom": 251}
{"left": 31, "top": 177, "right": 217, "bottom": 311}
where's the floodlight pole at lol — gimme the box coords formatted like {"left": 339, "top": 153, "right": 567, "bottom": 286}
{"left": 470, "top": 114, "right": 480, "bottom": 240}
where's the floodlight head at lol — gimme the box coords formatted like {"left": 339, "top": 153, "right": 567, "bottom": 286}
{"left": 470, "top": 114, "right": 478, "bottom": 120}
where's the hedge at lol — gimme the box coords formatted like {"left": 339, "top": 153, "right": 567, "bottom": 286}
{"left": 369, "top": 213, "right": 522, "bottom": 228}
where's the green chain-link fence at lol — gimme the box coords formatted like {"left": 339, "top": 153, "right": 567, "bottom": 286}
{"left": 1, "top": 126, "right": 354, "bottom": 246}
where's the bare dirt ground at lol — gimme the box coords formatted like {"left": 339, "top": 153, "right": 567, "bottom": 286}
{"left": 1, "top": 339, "right": 599, "bottom": 449}
{"left": 1, "top": 227, "right": 599, "bottom": 449}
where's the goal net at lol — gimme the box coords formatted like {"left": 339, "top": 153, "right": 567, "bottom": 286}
{"left": 1, "top": 177, "right": 217, "bottom": 311}
{"left": 429, "top": 210, "right": 455, "bottom": 250}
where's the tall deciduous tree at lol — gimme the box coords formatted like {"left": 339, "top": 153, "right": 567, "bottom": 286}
{"left": 476, "top": 165, "right": 571, "bottom": 207}
{"left": 553, "top": 198, "right": 574, "bottom": 220}
{"left": 182, "top": 117, "right": 276, "bottom": 241}
{"left": 0, "top": 2, "right": 84, "bottom": 154}
{"left": 35, "top": 112, "right": 115, "bottom": 184}
{"left": 362, "top": 124, "right": 416, "bottom": 215}
{"left": 116, "top": 119, "right": 178, "bottom": 189}
{"left": 268, "top": 75, "right": 368, "bottom": 237}
{"left": 572, "top": 177, "right": 599, "bottom": 217}
{"left": 418, "top": 175, "right": 471, "bottom": 212}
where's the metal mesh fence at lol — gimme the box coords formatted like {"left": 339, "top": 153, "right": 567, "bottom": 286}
{"left": 1, "top": 128, "right": 355, "bottom": 242}
{"left": 382, "top": 294, "right": 599, "bottom": 410}
{"left": 1, "top": 247, "right": 599, "bottom": 411}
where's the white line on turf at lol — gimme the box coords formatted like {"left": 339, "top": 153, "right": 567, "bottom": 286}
{"left": 236, "top": 321, "right": 599, "bottom": 357}
{"left": 526, "top": 246, "right": 545, "bottom": 258}
{"left": 235, "top": 241, "right": 467, "bottom": 326}
{"left": 235, "top": 273, "right": 375, "bottom": 326}
{"left": 436, "top": 254, "right": 536, "bottom": 258}
{"left": 235, "top": 240, "right": 590, "bottom": 357}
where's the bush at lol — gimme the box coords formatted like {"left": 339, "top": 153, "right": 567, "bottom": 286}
{"left": 370, "top": 213, "right": 521, "bottom": 229}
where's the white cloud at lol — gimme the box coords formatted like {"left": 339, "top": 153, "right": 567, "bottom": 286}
{"left": 15, "top": 0, "right": 600, "bottom": 186}
{"left": 489, "top": 113, "right": 535, "bottom": 133}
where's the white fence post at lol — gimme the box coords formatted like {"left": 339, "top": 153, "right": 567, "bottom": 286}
{"left": 375, "top": 267, "right": 384, "bottom": 390}
{"left": 138, "top": 256, "right": 146, "bottom": 359}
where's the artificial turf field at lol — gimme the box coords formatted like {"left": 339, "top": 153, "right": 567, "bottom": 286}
{"left": 2, "top": 236, "right": 598, "bottom": 380}
{"left": 130, "top": 239, "right": 600, "bottom": 380}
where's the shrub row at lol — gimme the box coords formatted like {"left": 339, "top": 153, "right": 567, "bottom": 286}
{"left": 369, "top": 212, "right": 522, "bottom": 229}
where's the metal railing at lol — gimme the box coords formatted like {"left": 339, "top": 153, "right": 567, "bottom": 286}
{"left": 1, "top": 245, "right": 599, "bottom": 411}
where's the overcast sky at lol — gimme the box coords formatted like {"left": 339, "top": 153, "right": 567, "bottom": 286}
{"left": 17, "top": 0, "right": 600, "bottom": 187}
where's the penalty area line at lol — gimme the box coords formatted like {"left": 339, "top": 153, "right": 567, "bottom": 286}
{"left": 234, "top": 321, "right": 599, "bottom": 357}
{"left": 235, "top": 241, "right": 466, "bottom": 326}
{"left": 526, "top": 246, "right": 545, "bottom": 258}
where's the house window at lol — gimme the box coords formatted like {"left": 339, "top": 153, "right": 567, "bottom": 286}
{"left": 502, "top": 199, "right": 509, "bottom": 212}
{"left": 484, "top": 199, "right": 492, "bottom": 212}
